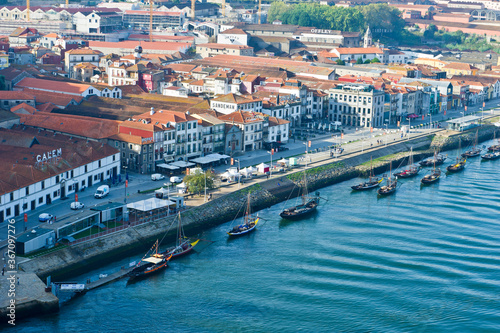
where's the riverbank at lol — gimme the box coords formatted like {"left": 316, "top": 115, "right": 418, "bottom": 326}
{"left": 11, "top": 124, "right": 498, "bottom": 321}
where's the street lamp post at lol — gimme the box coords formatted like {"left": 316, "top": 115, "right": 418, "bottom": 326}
{"left": 123, "top": 166, "right": 128, "bottom": 204}
{"left": 267, "top": 150, "right": 273, "bottom": 178}
{"left": 408, "top": 116, "right": 411, "bottom": 141}
{"left": 204, "top": 170, "right": 207, "bottom": 202}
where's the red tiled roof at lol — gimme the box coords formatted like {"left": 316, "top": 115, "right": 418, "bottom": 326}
{"left": 0, "top": 91, "right": 34, "bottom": 100}
{"left": 89, "top": 40, "right": 191, "bottom": 51}
{"left": 220, "top": 28, "right": 248, "bottom": 35}
{"left": 443, "top": 62, "right": 479, "bottom": 70}
{"left": 10, "top": 103, "right": 36, "bottom": 114}
{"left": 66, "top": 47, "right": 102, "bottom": 55}
{"left": 16, "top": 78, "right": 92, "bottom": 96}
{"left": 334, "top": 47, "right": 384, "bottom": 55}
{"left": 218, "top": 110, "right": 264, "bottom": 124}
{"left": 21, "top": 88, "right": 83, "bottom": 107}
{"left": 36, "top": 102, "right": 56, "bottom": 113}
{"left": 0, "top": 126, "right": 118, "bottom": 196}
{"left": 197, "top": 43, "right": 252, "bottom": 50}
{"left": 18, "top": 113, "right": 120, "bottom": 139}
{"left": 135, "top": 110, "right": 197, "bottom": 123}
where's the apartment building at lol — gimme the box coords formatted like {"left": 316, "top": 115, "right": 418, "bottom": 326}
{"left": 219, "top": 111, "right": 264, "bottom": 151}
{"left": 328, "top": 84, "right": 385, "bottom": 128}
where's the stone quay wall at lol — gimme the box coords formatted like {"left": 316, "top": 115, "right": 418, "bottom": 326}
{"left": 19, "top": 125, "right": 499, "bottom": 280}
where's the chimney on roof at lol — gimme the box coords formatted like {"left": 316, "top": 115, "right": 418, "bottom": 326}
{"left": 150, "top": 107, "right": 154, "bottom": 115}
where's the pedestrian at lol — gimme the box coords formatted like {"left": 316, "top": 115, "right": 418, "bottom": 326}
{"left": 54, "top": 216, "right": 57, "bottom": 223}
{"left": 401, "top": 133, "right": 403, "bottom": 139}
{"left": 2, "top": 267, "right": 4, "bottom": 276}
{"left": 17, "top": 277, "right": 20, "bottom": 285}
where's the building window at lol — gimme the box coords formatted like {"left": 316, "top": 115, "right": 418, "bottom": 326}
{"left": 38, "top": 197, "right": 43, "bottom": 204}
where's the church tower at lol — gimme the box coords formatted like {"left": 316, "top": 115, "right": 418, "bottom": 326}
{"left": 363, "top": 26, "right": 372, "bottom": 48}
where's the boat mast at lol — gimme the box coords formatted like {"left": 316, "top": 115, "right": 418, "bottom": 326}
{"left": 245, "top": 192, "right": 250, "bottom": 224}
{"left": 177, "top": 212, "right": 182, "bottom": 246}
{"left": 409, "top": 147, "right": 413, "bottom": 166}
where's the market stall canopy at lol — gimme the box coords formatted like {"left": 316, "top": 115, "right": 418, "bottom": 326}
{"left": 206, "top": 153, "right": 230, "bottom": 159}
{"left": 170, "top": 161, "right": 195, "bottom": 168}
{"left": 127, "top": 198, "right": 173, "bottom": 212}
{"left": 190, "top": 155, "right": 221, "bottom": 164}
{"left": 157, "top": 163, "right": 180, "bottom": 170}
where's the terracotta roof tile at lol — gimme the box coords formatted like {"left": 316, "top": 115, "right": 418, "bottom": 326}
{"left": 0, "top": 91, "right": 34, "bottom": 100}
{"left": 16, "top": 78, "right": 92, "bottom": 96}
{"left": 0, "top": 126, "right": 118, "bottom": 196}
{"left": 10, "top": 103, "right": 36, "bottom": 114}
{"left": 21, "top": 88, "right": 83, "bottom": 107}
{"left": 18, "top": 113, "right": 120, "bottom": 139}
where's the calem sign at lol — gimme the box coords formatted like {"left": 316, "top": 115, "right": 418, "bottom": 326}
{"left": 36, "top": 148, "right": 62, "bottom": 162}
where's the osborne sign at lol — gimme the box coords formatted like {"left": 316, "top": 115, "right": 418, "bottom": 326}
{"left": 36, "top": 148, "right": 62, "bottom": 162}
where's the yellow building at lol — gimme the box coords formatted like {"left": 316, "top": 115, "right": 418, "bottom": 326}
{"left": 0, "top": 51, "right": 9, "bottom": 69}
{"left": 442, "top": 62, "right": 479, "bottom": 77}
{"left": 414, "top": 58, "right": 448, "bottom": 69}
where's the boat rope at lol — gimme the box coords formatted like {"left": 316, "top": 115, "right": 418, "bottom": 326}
{"left": 280, "top": 182, "right": 299, "bottom": 212}
{"left": 228, "top": 198, "right": 247, "bottom": 228}
{"left": 158, "top": 216, "right": 178, "bottom": 247}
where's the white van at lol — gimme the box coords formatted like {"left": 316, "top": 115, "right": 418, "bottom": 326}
{"left": 94, "top": 185, "right": 110, "bottom": 199}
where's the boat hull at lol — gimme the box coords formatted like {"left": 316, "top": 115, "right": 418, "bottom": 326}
{"left": 280, "top": 205, "right": 317, "bottom": 220}
{"left": 421, "top": 175, "right": 440, "bottom": 184}
{"left": 377, "top": 186, "right": 397, "bottom": 196}
{"left": 394, "top": 170, "right": 419, "bottom": 178}
{"left": 446, "top": 162, "right": 466, "bottom": 173}
{"left": 481, "top": 153, "right": 500, "bottom": 160}
{"left": 128, "top": 261, "right": 167, "bottom": 280}
{"left": 162, "top": 239, "right": 199, "bottom": 259}
{"left": 462, "top": 150, "right": 481, "bottom": 158}
{"left": 351, "top": 182, "right": 380, "bottom": 191}
{"left": 227, "top": 222, "right": 258, "bottom": 236}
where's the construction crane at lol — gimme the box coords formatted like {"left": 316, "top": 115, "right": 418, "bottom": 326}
{"left": 191, "top": 0, "right": 195, "bottom": 19}
{"left": 258, "top": 0, "right": 261, "bottom": 24}
{"left": 149, "top": 0, "right": 153, "bottom": 42}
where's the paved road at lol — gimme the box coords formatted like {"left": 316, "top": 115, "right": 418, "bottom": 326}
{"left": 1, "top": 105, "right": 498, "bottom": 245}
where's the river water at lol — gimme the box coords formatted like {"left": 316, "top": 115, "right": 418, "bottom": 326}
{"left": 12, "top": 141, "right": 500, "bottom": 333}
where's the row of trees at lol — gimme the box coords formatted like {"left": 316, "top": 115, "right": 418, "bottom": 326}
{"left": 267, "top": 2, "right": 405, "bottom": 38}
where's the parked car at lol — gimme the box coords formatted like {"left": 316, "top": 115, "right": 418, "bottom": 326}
{"left": 170, "top": 176, "right": 182, "bottom": 183}
{"left": 94, "top": 185, "right": 110, "bottom": 199}
{"left": 39, "top": 213, "right": 54, "bottom": 222}
{"left": 70, "top": 202, "right": 85, "bottom": 210}
{"left": 151, "top": 173, "right": 165, "bottom": 181}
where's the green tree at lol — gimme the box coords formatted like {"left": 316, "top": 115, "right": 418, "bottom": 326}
{"left": 356, "top": 57, "right": 364, "bottom": 64}
{"left": 267, "top": 1, "right": 289, "bottom": 23}
{"left": 0, "top": 75, "right": 5, "bottom": 91}
{"left": 336, "top": 59, "right": 345, "bottom": 65}
{"left": 359, "top": 4, "right": 405, "bottom": 38}
{"left": 423, "top": 24, "right": 437, "bottom": 39}
{"left": 183, "top": 170, "right": 216, "bottom": 196}
{"left": 364, "top": 59, "right": 371, "bottom": 64}
{"left": 371, "top": 57, "right": 380, "bottom": 63}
